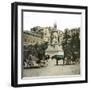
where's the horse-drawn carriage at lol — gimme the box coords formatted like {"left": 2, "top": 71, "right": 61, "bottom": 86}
{"left": 51, "top": 51, "right": 79, "bottom": 65}
{"left": 52, "top": 55, "right": 64, "bottom": 65}
{"left": 24, "top": 54, "right": 50, "bottom": 68}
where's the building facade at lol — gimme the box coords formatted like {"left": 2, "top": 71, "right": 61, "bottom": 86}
{"left": 23, "top": 24, "right": 64, "bottom": 46}
{"left": 23, "top": 31, "right": 43, "bottom": 45}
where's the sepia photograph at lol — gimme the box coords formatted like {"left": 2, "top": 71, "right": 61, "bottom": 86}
{"left": 11, "top": 2, "right": 87, "bottom": 87}
{"left": 22, "top": 10, "right": 80, "bottom": 77}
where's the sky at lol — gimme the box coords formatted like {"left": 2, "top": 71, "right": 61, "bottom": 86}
{"left": 23, "top": 12, "right": 81, "bottom": 31}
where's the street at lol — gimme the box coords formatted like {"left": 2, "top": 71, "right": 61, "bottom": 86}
{"left": 23, "top": 59, "right": 80, "bottom": 77}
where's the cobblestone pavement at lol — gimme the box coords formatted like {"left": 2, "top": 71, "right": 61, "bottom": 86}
{"left": 23, "top": 59, "right": 80, "bottom": 77}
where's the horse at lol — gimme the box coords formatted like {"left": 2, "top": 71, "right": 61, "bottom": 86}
{"left": 51, "top": 55, "right": 64, "bottom": 65}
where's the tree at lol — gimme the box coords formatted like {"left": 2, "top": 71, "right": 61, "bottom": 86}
{"left": 35, "top": 42, "right": 48, "bottom": 62}
{"left": 62, "top": 28, "right": 80, "bottom": 64}
{"left": 62, "top": 29, "right": 71, "bottom": 54}
{"left": 24, "top": 42, "right": 48, "bottom": 64}
{"left": 69, "top": 28, "right": 80, "bottom": 62}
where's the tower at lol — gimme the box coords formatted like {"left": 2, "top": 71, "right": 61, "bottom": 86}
{"left": 54, "top": 23, "right": 57, "bottom": 30}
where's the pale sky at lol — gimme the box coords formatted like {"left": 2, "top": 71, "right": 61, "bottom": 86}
{"left": 23, "top": 12, "right": 81, "bottom": 31}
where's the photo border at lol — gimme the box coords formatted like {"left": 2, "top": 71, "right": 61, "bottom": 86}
{"left": 11, "top": 2, "right": 88, "bottom": 87}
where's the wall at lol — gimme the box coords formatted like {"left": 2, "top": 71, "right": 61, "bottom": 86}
{"left": 0, "top": 0, "right": 89, "bottom": 90}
